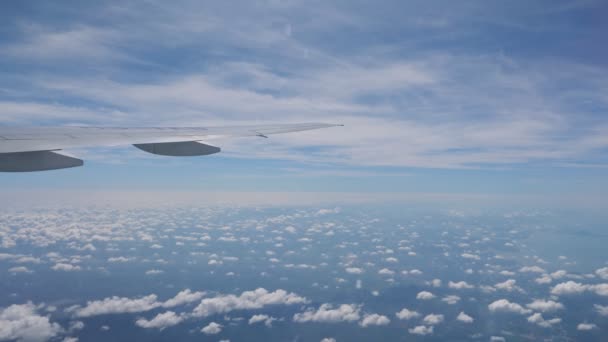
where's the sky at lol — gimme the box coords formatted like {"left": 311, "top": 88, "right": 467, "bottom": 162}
{"left": 2, "top": 3, "right": 608, "bottom": 342}
{"left": 1, "top": 0, "right": 608, "bottom": 203}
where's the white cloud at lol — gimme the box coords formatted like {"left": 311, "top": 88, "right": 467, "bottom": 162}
{"left": 75, "top": 295, "right": 160, "bottom": 317}
{"left": 416, "top": 291, "right": 435, "bottom": 300}
{"left": 395, "top": 308, "right": 420, "bottom": 320}
{"left": 456, "top": 311, "right": 474, "bottom": 323}
{"left": 494, "top": 279, "right": 519, "bottom": 292}
{"left": 378, "top": 268, "right": 395, "bottom": 276}
{"left": 408, "top": 325, "right": 433, "bottom": 335}
{"left": 595, "top": 267, "right": 608, "bottom": 280}
{"left": 422, "top": 314, "right": 444, "bottom": 325}
{"left": 526, "top": 300, "right": 564, "bottom": 313}
{"left": 488, "top": 299, "right": 531, "bottom": 315}
{"left": 193, "top": 288, "right": 307, "bottom": 317}
{"left": 358, "top": 314, "right": 390, "bottom": 327}
{"left": 320, "top": 339, "right": 336, "bottom": 342}
{"left": 201, "top": 322, "right": 222, "bottom": 335}
{"left": 293, "top": 304, "right": 360, "bottom": 323}
{"left": 594, "top": 304, "right": 608, "bottom": 316}
{"left": 441, "top": 295, "right": 461, "bottom": 305}
{"left": 9, "top": 266, "right": 33, "bottom": 274}
{"left": 248, "top": 314, "right": 276, "bottom": 327}
{"left": 448, "top": 281, "right": 474, "bottom": 289}
{"left": 527, "top": 313, "right": 561, "bottom": 328}
{"left": 577, "top": 323, "right": 597, "bottom": 331}
{"left": 163, "top": 289, "right": 205, "bottom": 308}
{"left": 519, "top": 266, "right": 545, "bottom": 273}
{"left": 461, "top": 253, "right": 480, "bottom": 260}
{"left": 0, "top": 302, "right": 62, "bottom": 342}
{"left": 135, "top": 311, "right": 183, "bottom": 330}
{"left": 51, "top": 263, "right": 81, "bottom": 272}
{"left": 551, "top": 281, "right": 589, "bottom": 295}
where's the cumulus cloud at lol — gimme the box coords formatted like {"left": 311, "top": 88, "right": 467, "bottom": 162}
{"left": 550, "top": 281, "right": 608, "bottom": 296}
{"left": 163, "top": 289, "right": 205, "bottom": 308}
{"left": 194, "top": 288, "right": 307, "bottom": 317}
{"left": 9, "top": 266, "right": 33, "bottom": 274}
{"left": 526, "top": 300, "right": 564, "bottom": 313}
{"left": 519, "top": 266, "right": 545, "bottom": 273}
{"left": 527, "top": 313, "right": 561, "bottom": 328}
{"left": 577, "top": 323, "right": 597, "bottom": 331}
{"left": 594, "top": 304, "right": 608, "bottom": 316}
{"left": 494, "top": 279, "right": 520, "bottom": 292}
{"left": 456, "top": 311, "right": 474, "bottom": 323}
{"left": 135, "top": 311, "right": 183, "bottom": 330}
{"left": 595, "top": 267, "right": 608, "bottom": 280}
{"left": 448, "top": 281, "right": 474, "bottom": 289}
{"left": 441, "top": 295, "right": 461, "bottom": 305}
{"left": 51, "top": 263, "right": 81, "bottom": 272}
{"left": 248, "top": 314, "right": 276, "bottom": 327}
{"left": 75, "top": 295, "right": 160, "bottom": 317}
{"left": 201, "top": 322, "right": 222, "bottom": 335}
{"left": 293, "top": 304, "right": 360, "bottom": 323}
{"left": 488, "top": 299, "right": 531, "bottom": 315}
{"left": 358, "top": 314, "right": 390, "bottom": 327}
{"left": 0, "top": 302, "right": 63, "bottom": 342}
{"left": 395, "top": 308, "right": 420, "bottom": 320}
{"left": 416, "top": 291, "right": 435, "bottom": 300}
{"left": 422, "top": 314, "right": 444, "bottom": 325}
{"left": 408, "top": 325, "right": 433, "bottom": 335}
{"left": 461, "top": 253, "right": 480, "bottom": 260}
{"left": 345, "top": 267, "right": 363, "bottom": 274}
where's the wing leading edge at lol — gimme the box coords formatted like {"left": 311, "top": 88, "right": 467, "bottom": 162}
{"left": 0, "top": 123, "right": 342, "bottom": 172}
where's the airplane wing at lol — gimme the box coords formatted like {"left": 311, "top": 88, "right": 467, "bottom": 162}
{"left": 0, "top": 123, "right": 342, "bottom": 172}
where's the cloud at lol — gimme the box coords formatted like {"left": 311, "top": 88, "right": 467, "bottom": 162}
{"left": 75, "top": 294, "right": 160, "bottom": 317}
{"left": 135, "top": 311, "right": 183, "bottom": 330}
{"left": 0, "top": 302, "right": 63, "bottom": 342}
{"left": 519, "top": 266, "right": 545, "bottom": 273}
{"left": 193, "top": 288, "right": 307, "bottom": 317}
{"left": 162, "top": 289, "right": 205, "bottom": 308}
{"left": 201, "top": 322, "right": 222, "bottom": 335}
{"left": 51, "top": 263, "right": 81, "bottom": 272}
{"left": 358, "top": 314, "right": 390, "bottom": 327}
{"left": 526, "top": 300, "right": 564, "bottom": 313}
{"left": 408, "top": 325, "right": 433, "bottom": 335}
{"left": 422, "top": 314, "right": 444, "bottom": 325}
{"left": 456, "top": 311, "right": 474, "bottom": 323}
{"left": 461, "top": 253, "right": 480, "bottom": 260}
{"left": 577, "top": 323, "right": 597, "bottom": 331}
{"left": 527, "top": 313, "right": 561, "bottom": 328}
{"left": 345, "top": 267, "right": 363, "bottom": 274}
{"left": 488, "top": 299, "right": 532, "bottom": 315}
{"left": 594, "top": 304, "right": 608, "bottom": 316}
{"left": 494, "top": 279, "right": 520, "bottom": 292}
{"left": 293, "top": 304, "right": 360, "bottom": 323}
{"left": 320, "top": 339, "right": 336, "bottom": 342}
{"left": 595, "top": 267, "right": 608, "bottom": 280}
{"left": 395, "top": 308, "right": 420, "bottom": 320}
{"left": 442, "top": 295, "right": 461, "bottom": 305}
{"left": 248, "top": 314, "right": 276, "bottom": 327}
{"left": 448, "top": 281, "right": 474, "bottom": 289}
{"left": 416, "top": 291, "right": 435, "bottom": 300}
{"left": 550, "top": 281, "right": 608, "bottom": 296}
{"left": 9, "top": 266, "right": 33, "bottom": 274}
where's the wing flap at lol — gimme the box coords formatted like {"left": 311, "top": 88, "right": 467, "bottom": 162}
{"left": 133, "top": 141, "right": 221, "bottom": 156}
{"left": 0, "top": 151, "right": 83, "bottom": 172}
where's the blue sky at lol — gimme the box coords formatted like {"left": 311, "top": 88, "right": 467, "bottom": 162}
{"left": 1, "top": 0, "right": 608, "bottom": 202}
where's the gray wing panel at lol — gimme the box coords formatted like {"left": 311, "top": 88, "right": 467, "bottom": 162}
{"left": 0, "top": 151, "right": 83, "bottom": 172}
{"left": 133, "top": 141, "right": 221, "bottom": 156}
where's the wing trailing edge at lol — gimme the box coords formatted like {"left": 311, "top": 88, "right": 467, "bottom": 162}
{"left": 0, "top": 151, "right": 83, "bottom": 172}
{"left": 133, "top": 141, "right": 221, "bottom": 156}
